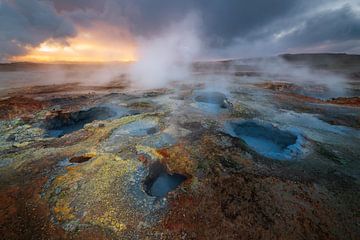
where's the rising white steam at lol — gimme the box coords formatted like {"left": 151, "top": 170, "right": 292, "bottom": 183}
{"left": 254, "top": 57, "right": 349, "bottom": 98}
{"left": 129, "top": 14, "right": 202, "bottom": 89}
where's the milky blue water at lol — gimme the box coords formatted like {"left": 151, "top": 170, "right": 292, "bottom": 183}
{"left": 225, "top": 120, "right": 303, "bottom": 160}
{"left": 149, "top": 172, "right": 187, "bottom": 197}
{"left": 195, "top": 102, "right": 225, "bottom": 114}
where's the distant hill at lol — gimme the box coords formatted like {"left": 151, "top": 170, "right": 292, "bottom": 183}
{"left": 280, "top": 53, "right": 360, "bottom": 68}
{"left": 0, "top": 61, "right": 131, "bottom": 72}
{"left": 2, "top": 53, "right": 359, "bottom": 72}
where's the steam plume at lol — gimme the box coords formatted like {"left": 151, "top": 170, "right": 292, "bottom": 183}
{"left": 129, "top": 14, "right": 202, "bottom": 89}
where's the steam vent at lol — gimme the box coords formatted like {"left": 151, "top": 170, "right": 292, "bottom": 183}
{"left": 1, "top": 1, "right": 360, "bottom": 239}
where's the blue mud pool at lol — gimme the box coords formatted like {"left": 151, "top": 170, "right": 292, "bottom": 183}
{"left": 225, "top": 120, "right": 304, "bottom": 160}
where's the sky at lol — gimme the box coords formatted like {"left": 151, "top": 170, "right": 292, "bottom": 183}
{"left": 0, "top": 0, "right": 360, "bottom": 62}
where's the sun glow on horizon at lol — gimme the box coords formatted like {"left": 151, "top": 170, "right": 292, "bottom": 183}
{"left": 11, "top": 24, "right": 137, "bottom": 63}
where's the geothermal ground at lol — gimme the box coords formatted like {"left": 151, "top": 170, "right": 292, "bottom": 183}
{"left": 0, "top": 54, "right": 359, "bottom": 239}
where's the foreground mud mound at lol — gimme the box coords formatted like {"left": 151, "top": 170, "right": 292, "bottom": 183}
{"left": 161, "top": 172, "right": 358, "bottom": 240}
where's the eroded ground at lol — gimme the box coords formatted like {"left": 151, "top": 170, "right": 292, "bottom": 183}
{"left": 1, "top": 56, "right": 360, "bottom": 239}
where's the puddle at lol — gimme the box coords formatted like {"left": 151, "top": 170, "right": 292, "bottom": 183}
{"left": 225, "top": 120, "right": 304, "bottom": 160}
{"left": 44, "top": 106, "right": 122, "bottom": 137}
{"left": 143, "top": 162, "right": 187, "bottom": 197}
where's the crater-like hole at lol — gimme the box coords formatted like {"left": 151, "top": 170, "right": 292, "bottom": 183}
{"left": 226, "top": 120, "right": 300, "bottom": 160}
{"left": 69, "top": 155, "right": 92, "bottom": 163}
{"left": 44, "top": 106, "right": 117, "bottom": 137}
{"left": 143, "top": 162, "right": 187, "bottom": 197}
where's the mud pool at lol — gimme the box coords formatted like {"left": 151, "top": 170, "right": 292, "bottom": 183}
{"left": 143, "top": 162, "right": 187, "bottom": 197}
{"left": 148, "top": 173, "right": 186, "bottom": 197}
{"left": 44, "top": 106, "right": 121, "bottom": 137}
{"left": 225, "top": 120, "right": 304, "bottom": 160}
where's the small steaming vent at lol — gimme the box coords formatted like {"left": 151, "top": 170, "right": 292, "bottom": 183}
{"left": 143, "top": 162, "right": 187, "bottom": 197}
{"left": 193, "top": 91, "right": 233, "bottom": 114}
{"left": 194, "top": 91, "right": 230, "bottom": 108}
{"left": 225, "top": 120, "right": 303, "bottom": 160}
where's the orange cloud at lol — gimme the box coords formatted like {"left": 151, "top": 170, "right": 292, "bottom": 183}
{"left": 11, "top": 22, "right": 137, "bottom": 63}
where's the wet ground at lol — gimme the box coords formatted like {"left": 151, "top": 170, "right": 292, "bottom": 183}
{"left": 0, "top": 55, "right": 360, "bottom": 239}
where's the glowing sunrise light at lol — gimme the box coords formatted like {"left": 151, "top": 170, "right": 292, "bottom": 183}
{"left": 11, "top": 24, "right": 137, "bottom": 63}
{"left": 38, "top": 43, "right": 59, "bottom": 53}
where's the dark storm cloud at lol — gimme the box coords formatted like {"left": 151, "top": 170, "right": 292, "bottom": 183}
{"left": 50, "top": 0, "right": 304, "bottom": 44}
{"left": 0, "top": 0, "right": 76, "bottom": 61}
{"left": 282, "top": 5, "right": 360, "bottom": 47}
{"left": 50, "top": 0, "right": 105, "bottom": 12}
{"left": 193, "top": 0, "right": 303, "bottom": 44}
{"left": 51, "top": 0, "right": 360, "bottom": 51}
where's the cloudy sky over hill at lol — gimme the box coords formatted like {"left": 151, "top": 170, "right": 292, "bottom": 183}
{"left": 1, "top": 0, "right": 359, "bottom": 62}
